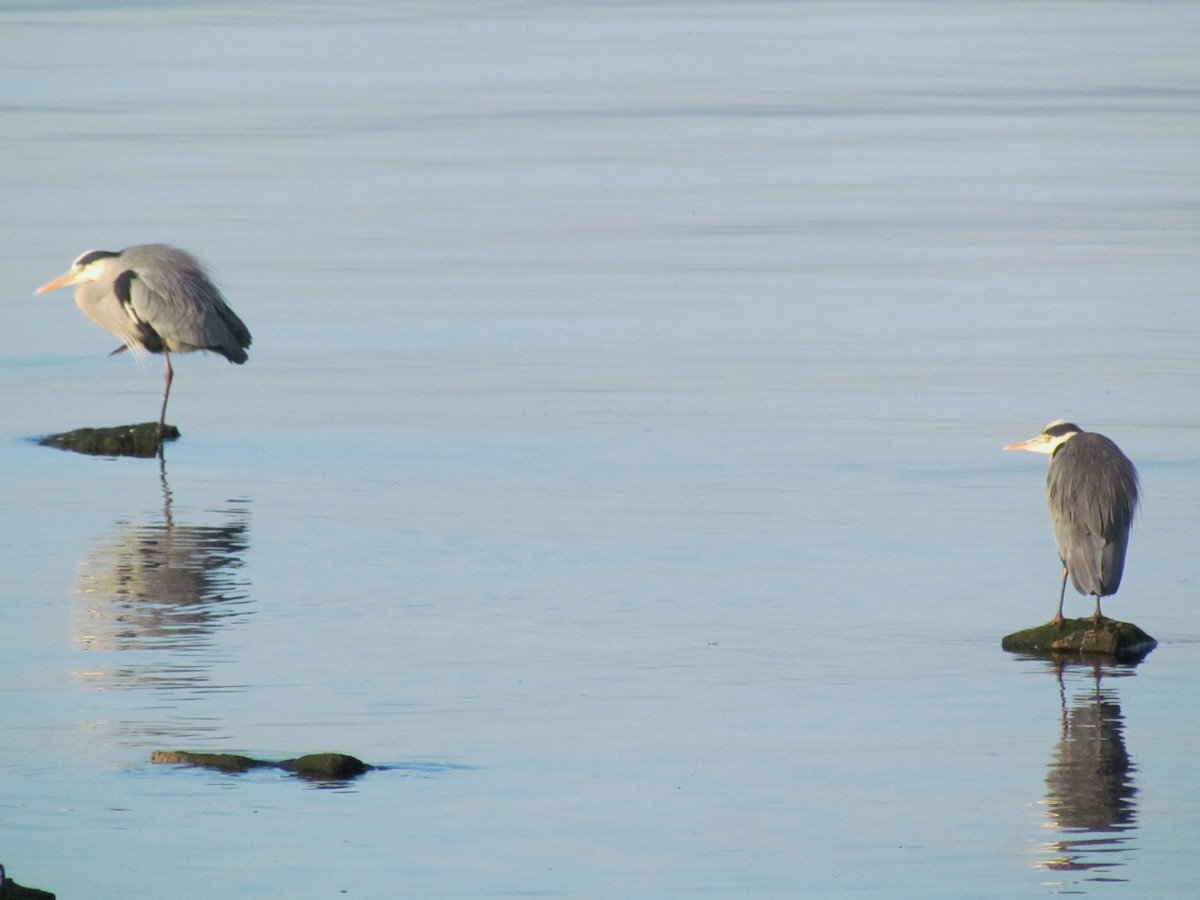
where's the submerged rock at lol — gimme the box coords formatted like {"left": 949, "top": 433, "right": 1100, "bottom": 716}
{"left": 149, "top": 751, "right": 269, "bottom": 773}
{"left": 38, "top": 422, "right": 179, "bottom": 458}
{"left": 151, "top": 750, "right": 373, "bottom": 781}
{"left": 1001, "top": 618, "right": 1157, "bottom": 660}
{"left": 280, "top": 753, "right": 371, "bottom": 779}
{"left": 0, "top": 864, "right": 55, "bottom": 899}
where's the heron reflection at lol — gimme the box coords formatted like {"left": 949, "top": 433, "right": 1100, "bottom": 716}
{"left": 73, "top": 461, "right": 251, "bottom": 693}
{"left": 1038, "top": 659, "right": 1138, "bottom": 884}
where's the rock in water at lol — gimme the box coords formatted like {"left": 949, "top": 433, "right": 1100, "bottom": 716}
{"left": 0, "top": 863, "right": 56, "bottom": 899}
{"left": 38, "top": 422, "right": 179, "bottom": 457}
{"left": 1001, "top": 618, "right": 1157, "bottom": 660}
{"left": 149, "top": 750, "right": 268, "bottom": 773}
{"left": 280, "top": 753, "right": 371, "bottom": 779}
{"left": 151, "top": 749, "right": 373, "bottom": 780}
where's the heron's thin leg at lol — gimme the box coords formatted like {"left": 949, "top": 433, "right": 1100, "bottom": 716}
{"left": 1052, "top": 566, "right": 1069, "bottom": 628}
{"left": 1092, "top": 595, "right": 1104, "bottom": 622}
{"left": 158, "top": 351, "right": 173, "bottom": 439}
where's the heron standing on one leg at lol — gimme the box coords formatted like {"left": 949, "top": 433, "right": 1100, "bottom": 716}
{"left": 1004, "top": 420, "right": 1139, "bottom": 627}
{"left": 35, "top": 244, "right": 251, "bottom": 438}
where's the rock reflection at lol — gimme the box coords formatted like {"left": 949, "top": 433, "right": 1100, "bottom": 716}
{"left": 1038, "top": 659, "right": 1139, "bottom": 887}
{"left": 72, "top": 461, "right": 251, "bottom": 695}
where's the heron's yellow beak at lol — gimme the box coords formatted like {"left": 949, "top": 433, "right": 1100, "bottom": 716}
{"left": 1003, "top": 436, "right": 1052, "bottom": 454}
{"left": 34, "top": 270, "right": 78, "bottom": 295}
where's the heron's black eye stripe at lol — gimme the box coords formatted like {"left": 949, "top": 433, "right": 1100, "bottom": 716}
{"left": 74, "top": 249, "right": 120, "bottom": 268}
{"left": 1043, "top": 421, "right": 1081, "bottom": 439}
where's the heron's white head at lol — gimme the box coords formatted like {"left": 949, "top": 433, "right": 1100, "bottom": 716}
{"left": 1003, "top": 420, "right": 1081, "bottom": 455}
{"left": 34, "top": 250, "right": 120, "bottom": 294}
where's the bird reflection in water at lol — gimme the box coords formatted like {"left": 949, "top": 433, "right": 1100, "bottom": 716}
{"left": 1038, "top": 658, "right": 1139, "bottom": 886}
{"left": 72, "top": 460, "right": 251, "bottom": 698}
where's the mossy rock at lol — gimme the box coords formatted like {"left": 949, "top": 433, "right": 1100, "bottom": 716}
{"left": 38, "top": 422, "right": 179, "bottom": 458}
{"left": 280, "top": 753, "right": 371, "bottom": 779}
{"left": 149, "top": 751, "right": 268, "bottom": 773}
{"left": 0, "top": 865, "right": 55, "bottom": 899}
{"left": 151, "top": 750, "right": 373, "bottom": 781}
{"left": 1002, "top": 617, "right": 1157, "bottom": 660}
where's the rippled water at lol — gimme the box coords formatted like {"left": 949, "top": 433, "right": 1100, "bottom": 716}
{"left": 2, "top": 2, "right": 1199, "bottom": 897}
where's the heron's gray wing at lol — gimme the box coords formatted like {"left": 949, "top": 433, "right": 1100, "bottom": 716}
{"left": 1048, "top": 434, "right": 1139, "bottom": 596}
{"left": 1050, "top": 510, "right": 1105, "bottom": 596}
{"left": 1098, "top": 529, "right": 1132, "bottom": 595}
{"left": 111, "top": 269, "right": 165, "bottom": 353}
{"left": 125, "top": 254, "right": 251, "bottom": 362}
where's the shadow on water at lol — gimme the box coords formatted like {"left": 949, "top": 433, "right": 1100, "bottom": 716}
{"left": 1019, "top": 656, "right": 1141, "bottom": 891}
{"left": 71, "top": 458, "right": 252, "bottom": 735}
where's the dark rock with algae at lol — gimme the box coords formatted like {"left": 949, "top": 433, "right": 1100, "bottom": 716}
{"left": 279, "top": 752, "right": 371, "bottom": 779}
{"left": 1001, "top": 617, "right": 1157, "bottom": 660}
{"left": 38, "top": 422, "right": 179, "bottom": 458}
{"left": 149, "top": 751, "right": 267, "bottom": 773}
{"left": 150, "top": 750, "right": 372, "bottom": 780}
{"left": 0, "top": 863, "right": 55, "bottom": 899}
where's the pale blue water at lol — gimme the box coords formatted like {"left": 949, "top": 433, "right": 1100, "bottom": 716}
{"left": 1, "top": 2, "right": 1199, "bottom": 897}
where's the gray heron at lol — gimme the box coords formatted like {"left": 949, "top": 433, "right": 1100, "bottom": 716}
{"left": 35, "top": 244, "right": 251, "bottom": 437}
{"left": 1004, "top": 420, "right": 1139, "bottom": 626}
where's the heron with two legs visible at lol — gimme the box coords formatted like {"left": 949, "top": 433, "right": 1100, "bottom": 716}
{"left": 35, "top": 244, "right": 252, "bottom": 442}
{"left": 1005, "top": 421, "right": 1139, "bottom": 629}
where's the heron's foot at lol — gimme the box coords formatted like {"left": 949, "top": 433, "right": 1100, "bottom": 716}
{"left": 1050, "top": 613, "right": 1065, "bottom": 630}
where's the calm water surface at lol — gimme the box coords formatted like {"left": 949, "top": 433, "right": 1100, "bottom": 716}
{"left": 1, "top": 2, "right": 1198, "bottom": 897}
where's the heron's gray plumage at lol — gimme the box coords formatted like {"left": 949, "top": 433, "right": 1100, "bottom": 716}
{"left": 1047, "top": 432, "right": 1139, "bottom": 598}
{"left": 80, "top": 244, "right": 250, "bottom": 362}
{"left": 36, "top": 243, "right": 251, "bottom": 439}
{"left": 1005, "top": 420, "right": 1139, "bottom": 623}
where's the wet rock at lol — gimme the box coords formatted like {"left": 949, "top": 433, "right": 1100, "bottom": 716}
{"left": 38, "top": 422, "right": 179, "bottom": 458}
{"left": 151, "top": 750, "right": 373, "bottom": 780}
{"left": 149, "top": 751, "right": 269, "bottom": 773}
{"left": 1001, "top": 618, "right": 1157, "bottom": 660}
{"left": 280, "top": 753, "right": 371, "bottom": 779}
{"left": 0, "top": 864, "right": 55, "bottom": 899}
